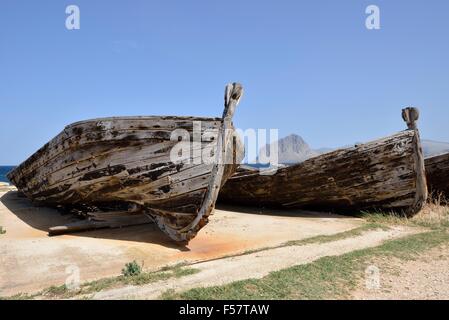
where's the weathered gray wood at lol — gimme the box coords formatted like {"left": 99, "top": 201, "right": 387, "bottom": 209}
{"left": 8, "top": 84, "right": 244, "bottom": 242}
{"left": 425, "top": 152, "right": 449, "bottom": 200}
{"left": 48, "top": 212, "right": 152, "bottom": 236}
{"left": 402, "top": 107, "right": 420, "bottom": 130}
{"left": 410, "top": 123, "right": 428, "bottom": 214}
{"left": 28, "top": 152, "right": 216, "bottom": 203}
{"left": 49, "top": 221, "right": 112, "bottom": 236}
{"left": 15, "top": 132, "right": 217, "bottom": 194}
{"left": 12, "top": 118, "right": 222, "bottom": 181}
{"left": 219, "top": 108, "right": 427, "bottom": 217}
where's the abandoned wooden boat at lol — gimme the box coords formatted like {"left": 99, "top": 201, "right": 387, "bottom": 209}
{"left": 219, "top": 107, "right": 428, "bottom": 216}
{"left": 7, "top": 83, "right": 244, "bottom": 242}
{"left": 425, "top": 152, "right": 449, "bottom": 200}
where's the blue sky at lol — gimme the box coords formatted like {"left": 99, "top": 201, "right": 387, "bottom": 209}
{"left": 1, "top": 0, "right": 448, "bottom": 165}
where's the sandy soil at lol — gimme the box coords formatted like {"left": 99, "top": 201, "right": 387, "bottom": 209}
{"left": 0, "top": 183, "right": 15, "bottom": 193}
{"left": 352, "top": 244, "right": 449, "bottom": 300}
{"left": 0, "top": 191, "right": 363, "bottom": 296}
{"left": 92, "top": 226, "right": 417, "bottom": 299}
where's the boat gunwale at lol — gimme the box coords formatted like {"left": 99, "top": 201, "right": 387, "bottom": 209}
{"left": 228, "top": 129, "right": 417, "bottom": 181}
{"left": 424, "top": 151, "right": 449, "bottom": 162}
{"left": 65, "top": 115, "right": 223, "bottom": 129}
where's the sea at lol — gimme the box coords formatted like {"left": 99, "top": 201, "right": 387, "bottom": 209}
{"left": 0, "top": 166, "right": 16, "bottom": 184}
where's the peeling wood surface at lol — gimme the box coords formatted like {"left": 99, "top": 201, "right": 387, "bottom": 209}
{"left": 219, "top": 129, "right": 428, "bottom": 216}
{"left": 48, "top": 211, "right": 151, "bottom": 236}
{"left": 7, "top": 84, "right": 244, "bottom": 242}
{"left": 425, "top": 152, "right": 449, "bottom": 199}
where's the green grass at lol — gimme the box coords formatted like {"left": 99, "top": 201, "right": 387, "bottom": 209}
{"left": 211, "top": 223, "right": 388, "bottom": 263}
{"left": 284, "top": 222, "right": 388, "bottom": 247}
{"left": 43, "top": 285, "right": 70, "bottom": 297}
{"left": 1, "top": 263, "right": 199, "bottom": 300}
{"left": 162, "top": 229, "right": 449, "bottom": 300}
{"left": 0, "top": 293, "right": 34, "bottom": 300}
{"left": 61, "top": 264, "right": 198, "bottom": 299}
{"left": 122, "top": 260, "right": 142, "bottom": 277}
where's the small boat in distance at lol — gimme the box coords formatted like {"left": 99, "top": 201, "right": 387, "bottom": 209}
{"left": 8, "top": 83, "right": 244, "bottom": 242}
{"left": 425, "top": 152, "right": 449, "bottom": 201}
{"left": 219, "top": 108, "right": 428, "bottom": 217}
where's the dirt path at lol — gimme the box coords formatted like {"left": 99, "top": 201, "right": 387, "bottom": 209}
{"left": 352, "top": 244, "right": 449, "bottom": 300}
{"left": 91, "top": 226, "right": 417, "bottom": 300}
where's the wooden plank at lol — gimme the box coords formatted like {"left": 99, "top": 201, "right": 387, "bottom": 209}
{"left": 48, "top": 214, "right": 152, "bottom": 236}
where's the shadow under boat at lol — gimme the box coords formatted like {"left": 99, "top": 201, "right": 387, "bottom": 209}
{"left": 1, "top": 188, "right": 357, "bottom": 250}
{"left": 215, "top": 203, "right": 361, "bottom": 219}
{"left": 0, "top": 191, "right": 189, "bottom": 251}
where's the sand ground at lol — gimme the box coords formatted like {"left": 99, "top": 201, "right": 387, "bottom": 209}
{"left": 0, "top": 190, "right": 363, "bottom": 296}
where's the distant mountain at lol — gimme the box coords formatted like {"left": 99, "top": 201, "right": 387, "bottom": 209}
{"left": 421, "top": 140, "right": 449, "bottom": 158}
{"left": 256, "top": 135, "right": 449, "bottom": 166}
{"left": 258, "top": 134, "right": 320, "bottom": 164}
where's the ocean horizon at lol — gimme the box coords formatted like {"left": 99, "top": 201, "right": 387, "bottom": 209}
{"left": 0, "top": 166, "right": 16, "bottom": 183}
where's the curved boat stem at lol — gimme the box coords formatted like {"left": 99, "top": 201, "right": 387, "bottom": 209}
{"left": 402, "top": 107, "right": 428, "bottom": 216}
{"left": 154, "top": 83, "right": 243, "bottom": 242}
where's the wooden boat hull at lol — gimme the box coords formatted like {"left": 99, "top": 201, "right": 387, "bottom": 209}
{"left": 219, "top": 119, "right": 428, "bottom": 216}
{"left": 425, "top": 152, "right": 449, "bottom": 199}
{"left": 8, "top": 83, "right": 244, "bottom": 242}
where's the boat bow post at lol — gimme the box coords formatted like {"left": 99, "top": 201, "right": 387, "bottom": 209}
{"left": 402, "top": 107, "right": 419, "bottom": 130}
{"left": 176, "top": 83, "right": 244, "bottom": 241}
{"left": 402, "top": 107, "right": 428, "bottom": 216}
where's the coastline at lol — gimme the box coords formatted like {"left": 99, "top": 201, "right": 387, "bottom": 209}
{"left": 0, "top": 165, "right": 16, "bottom": 185}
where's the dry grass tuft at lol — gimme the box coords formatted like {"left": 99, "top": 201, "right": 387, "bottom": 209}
{"left": 411, "top": 192, "right": 449, "bottom": 229}
{"left": 360, "top": 191, "right": 449, "bottom": 230}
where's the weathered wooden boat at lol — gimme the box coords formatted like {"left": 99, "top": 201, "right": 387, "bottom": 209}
{"left": 425, "top": 152, "right": 449, "bottom": 200}
{"left": 7, "top": 83, "right": 244, "bottom": 242}
{"left": 219, "top": 108, "right": 428, "bottom": 216}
